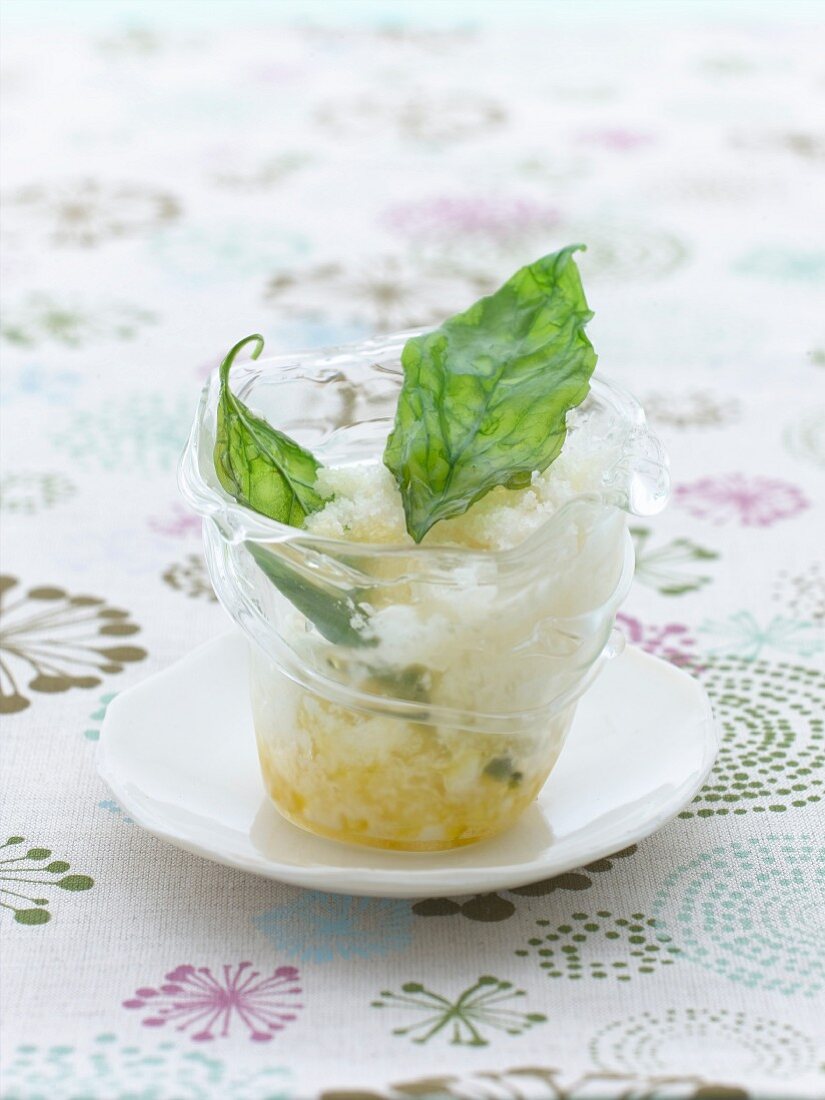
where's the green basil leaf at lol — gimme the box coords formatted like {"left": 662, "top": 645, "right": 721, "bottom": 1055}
{"left": 383, "top": 245, "right": 598, "bottom": 542}
{"left": 214, "top": 335, "right": 324, "bottom": 526}
{"left": 245, "top": 541, "right": 377, "bottom": 648}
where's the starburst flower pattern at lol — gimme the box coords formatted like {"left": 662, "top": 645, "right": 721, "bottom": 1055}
{"left": 371, "top": 976, "right": 546, "bottom": 1047}
{"left": 617, "top": 614, "right": 701, "bottom": 670}
{"left": 630, "top": 527, "right": 719, "bottom": 596}
{"left": 0, "top": 472, "right": 76, "bottom": 515}
{"left": 0, "top": 293, "right": 156, "bottom": 347}
{"left": 652, "top": 836, "right": 824, "bottom": 997}
{"left": 384, "top": 194, "right": 561, "bottom": 246}
{"left": 0, "top": 576, "right": 146, "bottom": 714}
{"left": 98, "top": 800, "right": 134, "bottom": 826}
{"left": 640, "top": 390, "right": 740, "bottom": 429}
{"left": 123, "top": 962, "right": 302, "bottom": 1042}
{"left": 0, "top": 835, "right": 94, "bottom": 925}
{"left": 83, "top": 692, "right": 117, "bottom": 741}
{"left": 1, "top": 1034, "right": 291, "bottom": 1100}
{"left": 686, "top": 658, "right": 823, "bottom": 819}
{"left": 315, "top": 90, "right": 506, "bottom": 144}
{"left": 412, "top": 846, "right": 638, "bottom": 922}
{"left": 590, "top": 1007, "right": 819, "bottom": 1081}
{"left": 773, "top": 563, "right": 825, "bottom": 623}
{"left": 698, "top": 611, "right": 824, "bottom": 661}
{"left": 254, "top": 892, "right": 413, "bottom": 963}
{"left": 784, "top": 406, "right": 825, "bottom": 469}
{"left": 264, "top": 255, "right": 495, "bottom": 331}
{"left": 53, "top": 391, "right": 192, "bottom": 470}
{"left": 674, "top": 473, "right": 809, "bottom": 526}
{"left": 147, "top": 502, "right": 202, "bottom": 538}
{"left": 162, "top": 555, "right": 217, "bottom": 602}
{"left": 5, "top": 178, "right": 180, "bottom": 247}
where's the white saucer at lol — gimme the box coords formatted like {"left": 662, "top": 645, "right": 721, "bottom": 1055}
{"left": 97, "top": 633, "right": 717, "bottom": 898}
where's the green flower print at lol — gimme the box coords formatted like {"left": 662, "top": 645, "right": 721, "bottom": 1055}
{"left": 0, "top": 293, "right": 155, "bottom": 348}
{"left": 515, "top": 910, "right": 679, "bottom": 982}
{"left": 684, "top": 658, "right": 823, "bottom": 818}
{"left": 784, "top": 406, "right": 825, "bottom": 469}
{"left": 0, "top": 472, "right": 76, "bottom": 515}
{"left": 0, "top": 836, "right": 93, "bottom": 925}
{"left": 371, "top": 976, "right": 546, "bottom": 1047}
{"left": 412, "top": 846, "right": 638, "bottom": 922}
{"left": 590, "top": 1007, "right": 819, "bottom": 1082}
{"left": 631, "top": 527, "right": 719, "bottom": 596}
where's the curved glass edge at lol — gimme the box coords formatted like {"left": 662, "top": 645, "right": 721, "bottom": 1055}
{"left": 178, "top": 330, "right": 670, "bottom": 569}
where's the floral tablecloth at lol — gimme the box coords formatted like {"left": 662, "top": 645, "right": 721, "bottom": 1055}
{"left": 1, "top": 4, "right": 824, "bottom": 1098}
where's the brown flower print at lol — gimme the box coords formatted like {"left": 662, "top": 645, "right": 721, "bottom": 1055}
{"left": 412, "top": 845, "right": 638, "bottom": 922}
{"left": 6, "top": 179, "right": 180, "bottom": 247}
{"left": 641, "top": 390, "right": 741, "bottom": 430}
{"left": 0, "top": 576, "right": 147, "bottom": 715}
{"left": 264, "top": 256, "right": 495, "bottom": 332}
{"left": 161, "top": 555, "right": 217, "bottom": 602}
{"left": 315, "top": 91, "right": 505, "bottom": 145}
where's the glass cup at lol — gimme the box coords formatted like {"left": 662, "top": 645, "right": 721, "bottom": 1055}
{"left": 179, "top": 331, "right": 669, "bottom": 851}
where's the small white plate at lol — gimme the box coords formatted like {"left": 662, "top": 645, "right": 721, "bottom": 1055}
{"left": 98, "top": 633, "right": 717, "bottom": 898}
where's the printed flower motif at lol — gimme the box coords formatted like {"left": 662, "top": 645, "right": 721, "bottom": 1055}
{"left": 264, "top": 256, "right": 495, "bottom": 331}
{"left": 616, "top": 614, "right": 701, "bottom": 670}
{"left": 0, "top": 363, "right": 82, "bottom": 406}
{"left": 162, "top": 555, "right": 216, "bottom": 602}
{"left": 685, "top": 658, "right": 823, "bottom": 818}
{"left": 83, "top": 692, "right": 117, "bottom": 741}
{"left": 698, "top": 611, "right": 824, "bottom": 661}
{"left": 53, "top": 392, "right": 192, "bottom": 470}
{"left": 1, "top": 1034, "right": 291, "bottom": 1100}
{"left": 5, "top": 179, "right": 180, "bottom": 247}
{"left": 384, "top": 195, "right": 561, "bottom": 247}
{"left": 590, "top": 1008, "right": 819, "bottom": 1081}
{"left": 773, "top": 563, "right": 825, "bottom": 623}
{"left": 146, "top": 223, "right": 308, "bottom": 285}
{"left": 0, "top": 575, "right": 146, "bottom": 714}
{"left": 98, "top": 800, "right": 133, "bottom": 826}
{"left": 315, "top": 91, "right": 506, "bottom": 144}
{"left": 558, "top": 221, "right": 688, "bottom": 283}
{"left": 319, "top": 1067, "right": 755, "bottom": 1100}
{"left": 515, "top": 910, "right": 679, "bottom": 982}
{"left": 412, "top": 846, "right": 638, "bottom": 922}
{"left": 253, "top": 891, "right": 413, "bottom": 962}
{"left": 123, "top": 962, "right": 302, "bottom": 1042}
{"left": 784, "top": 406, "right": 825, "bottom": 469}
{"left": 674, "top": 473, "right": 809, "bottom": 527}
{"left": 640, "top": 391, "right": 740, "bottom": 429}
{"left": 372, "top": 976, "right": 546, "bottom": 1047}
{"left": 652, "top": 836, "right": 824, "bottom": 997}
{"left": 0, "top": 293, "right": 156, "bottom": 347}
{"left": 0, "top": 472, "right": 76, "bottom": 515}
{"left": 576, "top": 127, "right": 656, "bottom": 150}
{"left": 147, "top": 503, "right": 202, "bottom": 539}
{"left": 734, "top": 247, "right": 825, "bottom": 282}
{"left": 0, "top": 835, "right": 93, "bottom": 925}
{"left": 630, "top": 527, "right": 719, "bottom": 596}
{"left": 210, "top": 152, "right": 312, "bottom": 191}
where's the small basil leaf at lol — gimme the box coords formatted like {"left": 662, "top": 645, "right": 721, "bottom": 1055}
{"left": 245, "top": 541, "right": 377, "bottom": 648}
{"left": 383, "top": 245, "right": 598, "bottom": 542}
{"left": 214, "top": 335, "right": 324, "bottom": 526}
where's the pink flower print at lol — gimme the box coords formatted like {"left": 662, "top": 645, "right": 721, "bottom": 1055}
{"left": 123, "top": 962, "right": 302, "bottom": 1042}
{"left": 617, "top": 613, "right": 702, "bottom": 671}
{"left": 674, "top": 474, "right": 809, "bottom": 527}
{"left": 383, "top": 195, "right": 560, "bottom": 245}
{"left": 147, "top": 503, "right": 201, "bottom": 539}
{"left": 577, "top": 127, "right": 656, "bottom": 151}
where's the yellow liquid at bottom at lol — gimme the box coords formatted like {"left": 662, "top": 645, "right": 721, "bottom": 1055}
{"left": 254, "top": 692, "right": 570, "bottom": 852}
